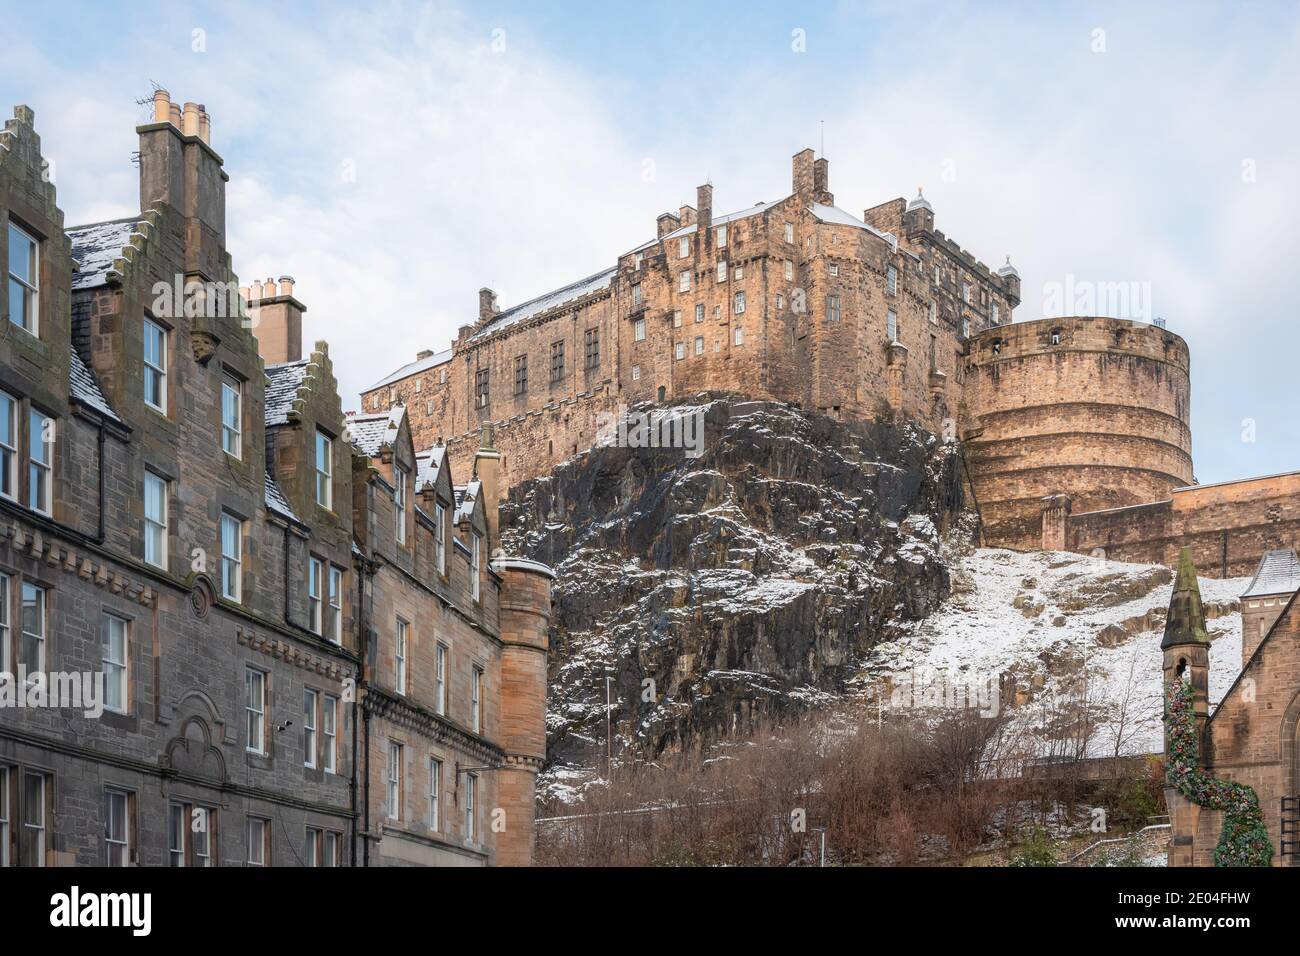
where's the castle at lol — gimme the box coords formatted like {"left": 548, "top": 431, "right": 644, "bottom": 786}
{"left": 1, "top": 94, "right": 552, "bottom": 867}
{"left": 365, "top": 152, "right": 1299, "bottom": 579}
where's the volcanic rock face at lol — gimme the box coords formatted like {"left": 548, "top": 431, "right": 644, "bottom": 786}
{"left": 499, "top": 397, "right": 964, "bottom": 764}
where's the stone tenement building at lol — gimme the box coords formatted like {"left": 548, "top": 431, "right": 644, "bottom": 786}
{"left": 366, "top": 154, "right": 1298, "bottom": 580}
{"left": 0, "top": 93, "right": 551, "bottom": 867}
{"left": 1162, "top": 547, "right": 1300, "bottom": 866}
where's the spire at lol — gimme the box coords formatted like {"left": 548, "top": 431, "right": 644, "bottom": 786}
{"left": 1162, "top": 547, "right": 1209, "bottom": 649}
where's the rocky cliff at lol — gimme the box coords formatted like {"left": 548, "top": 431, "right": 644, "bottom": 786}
{"left": 499, "top": 396, "right": 965, "bottom": 765}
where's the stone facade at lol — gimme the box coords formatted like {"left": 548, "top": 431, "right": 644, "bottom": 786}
{"left": 1164, "top": 549, "right": 1300, "bottom": 867}
{"left": 0, "top": 93, "right": 550, "bottom": 867}
{"left": 363, "top": 150, "right": 1022, "bottom": 490}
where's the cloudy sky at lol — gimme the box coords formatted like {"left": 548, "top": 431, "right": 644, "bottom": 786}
{"left": 3, "top": 1, "right": 1297, "bottom": 485}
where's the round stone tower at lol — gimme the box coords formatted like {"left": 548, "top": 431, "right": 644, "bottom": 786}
{"left": 963, "top": 316, "right": 1193, "bottom": 550}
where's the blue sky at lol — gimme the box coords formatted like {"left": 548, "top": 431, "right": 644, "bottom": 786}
{"left": 3, "top": 1, "right": 1298, "bottom": 485}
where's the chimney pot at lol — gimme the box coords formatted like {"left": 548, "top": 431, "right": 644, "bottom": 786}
{"left": 479, "top": 287, "right": 499, "bottom": 321}
{"left": 182, "top": 102, "right": 201, "bottom": 137}
{"left": 198, "top": 107, "right": 211, "bottom": 144}
{"left": 152, "top": 89, "right": 171, "bottom": 123}
{"left": 262, "top": 279, "right": 276, "bottom": 299}
{"left": 169, "top": 102, "right": 182, "bottom": 127}
{"left": 278, "top": 275, "right": 295, "bottom": 297}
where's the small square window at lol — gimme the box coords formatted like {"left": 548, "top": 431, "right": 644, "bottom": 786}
{"left": 631, "top": 364, "right": 641, "bottom": 380}
{"left": 694, "top": 336, "right": 704, "bottom": 356}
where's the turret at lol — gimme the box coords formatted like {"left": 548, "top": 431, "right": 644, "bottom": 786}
{"left": 903, "top": 187, "right": 934, "bottom": 236}
{"left": 996, "top": 256, "right": 1021, "bottom": 308}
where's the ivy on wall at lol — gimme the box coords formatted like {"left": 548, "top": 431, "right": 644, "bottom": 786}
{"left": 1164, "top": 678, "right": 1273, "bottom": 867}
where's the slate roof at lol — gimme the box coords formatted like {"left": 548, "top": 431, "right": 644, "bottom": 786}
{"left": 367, "top": 348, "right": 452, "bottom": 392}
{"left": 264, "top": 360, "right": 310, "bottom": 426}
{"left": 68, "top": 348, "right": 123, "bottom": 424}
{"left": 1242, "top": 548, "right": 1300, "bottom": 598}
{"left": 344, "top": 406, "right": 405, "bottom": 457}
{"left": 264, "top": 473, "right": 302, "bottom": 524}
{"left": 453, "top": 479, "right": 481, "bottom": 523}
{"left": 471, "top": 268, "right": 616, "bottom": 342}
{"left": 67, "top": 219, "right": 139, "bottom": 290}
{"left": 415, "top": 445, "right": 447, "bottom": 492}
{"left": 810, "top": 202, "right": 897, "bottom": 247}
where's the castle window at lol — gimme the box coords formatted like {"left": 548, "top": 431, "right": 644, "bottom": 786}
{"left": 144, "top": 470, "right": 168, "bottom": 568}
{"left": 734, "top": 326, "right": 744, "bottom": 346}
{"left": 678, "top": 236, "right": 690, "bottom": 259}
{"left": 991, "top": 339, "right": 1002, "bottom": 355}
{"left": 829, "top": 263, "right": 839, "bottom": 277}
{"left": 734, "top": 264, "right": 744, "bottom": 280}
{"left": 1050, "top": 328, "right": 1061, "bottom": 346}
{"left": 991, "top": 302, "right": 1000, "bottom": 325}
{"left": 221, "top": 512, "right": 243, "bottom": 602}
{"left": 632, "top": 282, "right": 642, "bottom": 306}
{"left": 440, "top": 368, "right": 447, "bottom": 385}
{"left": 675, "top": 342, "right": 685, "bottom": 360}
{"left": 395, "top": 464, "right": 408, "bottom": 545}
{"left": 658, "top": 386, "right": 666, "bottom": 402}
{"left": 673, "top": 310, "right": 682, "bottom": 328}
{"left": 514, "top": 355, "right": 528, "bottom": 395}
{"left": 929, "top": 334, "right": 937, "bottom": 370}
{"left": 472, "top": 666, "right": 483, "bottom": 733}
{"left": 827, "top": 294, "right": 841, "bottom": 324}
{"left": 962, "top": 316, "right": 971, "bottom": 338}
{"left": 784, "top": 259, "right": 793, "bottom": 281}
{"left": 143, "top": 319, "right": 168, "bottom": 413}
{"left": 784, "top": 222, "right": 794, "bottom": 243}
{"left": 679, "top": 270, "right": 691, "bottom": 293}
{"left": 435, "top": 643, "right": 447, "bottom": 714}
{"left": 585, "top": 328, "right": 600, "bottom": 368}
{"left": 886, "top": 310, "right": 898, "bottom": 343}
{"left": 315, "top": 429, "right": 333, "bottom": 508}
{"left": 550, "top": 341, "right": 566, "bottom": 382}
{"left": 634, "top": 251, "right": 644, "bottom": 270}
{"left": 0, "top": 390, "right": 15, "bottom": 501}
{"left": 887, "top": 265, "right": 897, "bottom": 295}
{"left": 244, "top": 666, "right": 265, "bottom": 753}
{"left": 634, "top": 318, "right": 646, "bottom": 342}
{"left": 308, "top": 556, "right": 323, "bottom": 634}
{"left": 734, "top": 290, "right": 746, "bottom": 314}
{"left": 694, "top": 336, "right": 704, "bottom": 356}
{"left": 221, "top": 374, "right": 242, "bottom": 458}
{"left": 28, "top": 409, "right": 52, "bottom": 515}
{"left": 929, "top": 300, "right": 937, "bottom": 325}
{"left": 435, "top": 503, "right": 447, "bottom": 576}
{"left": 7, "top": 220, "right": 39, "bottom": 335}
{"left": 962, "top": 283, "right": 971, "bottom": 304}
{"left": 693, "top": 303, "right": 703, "bottom": 323}
{"left": 776, "top": 293, "right": 785, "bottom": 310}
{"left": 471, "top": 531, "right": 482, "bottom": 602}
{"left": 476, "top": 367, "right": 490, "bottom": 407}
{"left": 934, "top": 265, "right": 941, "bottom": 286}
{"left": 716, "top": 224, "right": 727, "bottom": 248}
{"left": 632, "top": 364, "right": 640, "bottom": 380}
{"left": 386, "top": 741, "right": 403, "bottom": 820}
{"left": 717, "top": 260, "right": 727, "bottom": 282}
{"left": 328, "top": 566, "right": 343, "bottom": 643}
{"left": 395, "top": 618, "right": 408, "bottom": 694}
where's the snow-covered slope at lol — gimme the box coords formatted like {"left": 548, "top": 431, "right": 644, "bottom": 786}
{"left": 860, "top": 547, "right": 1247, "bottom": 757}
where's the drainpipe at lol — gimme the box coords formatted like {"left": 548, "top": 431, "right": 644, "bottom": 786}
{"left": 282, "top": 525, "right": 292, "bottom": 622}
{"left": 96, "top": 420, "right": 107, "bottom": 543}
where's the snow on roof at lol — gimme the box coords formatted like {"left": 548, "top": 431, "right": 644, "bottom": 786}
{"left": 264, "top": 473, "right": 301, "bottom": 524}
{"left": 1242, "top": 548, "right": 1300, "bottom": 598}
{"left": 810, "top": 203, "right": 897, "bottom": 248}
{"left": 658, "top": 199, "right": 786, "bottom": 244}
{"left": 264, "top": 360, "right": 309, "bottom": 426}
{"left": 345, "top": 406, "right": 405, "bottom": 457}
{"left": 416, "top": 445, "right": 447, "bottom": 491}
{"left": 453, "top": 479, "right": 481, "bottom": 523}
{"left": 68, "top": 348, "right": 122, "bottom": 423}
{"left": 67, "top": 219, "right": 139, "bottom": 290}
{"left": 367, "top": 348, "right": 452, "bottom": 392}
{"left": 471, "top": 268, "right": 616, "bottom": 341}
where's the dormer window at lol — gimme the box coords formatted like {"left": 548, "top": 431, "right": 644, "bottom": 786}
{"left": 315, "top": 429, "right": 333, "bottom": 509}
{"left": 7, "top": 221, "right": 39, "bottom": 335}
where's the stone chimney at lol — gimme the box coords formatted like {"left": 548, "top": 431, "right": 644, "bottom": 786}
{"left": 813, "top": 157, "right": 832, "bottom": 204}
{"left": 678, "top": 205, "right": 697, "bottom": 227}
{"left": 792, "top": 148, "right": 815, "bottom": 200}
{"left": 474, "top": 422, "right": 501, "bottom": 542}
{"left": 417, "top": 349, "right": 434, "bottom": 361}
{"left": 697, "top": 184, "right": 713, "bottom": 248}
{"left": 479, "top": 287, "right": 499, "bottom": 323}
{"left": 245, "top": 276, "right": 306, "bottom": 365}
{"left": 656, "top": 212, "right": 681, "bottom": 239}
{"left": 139, "top": 88, "right": 226, "bottom": 278}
